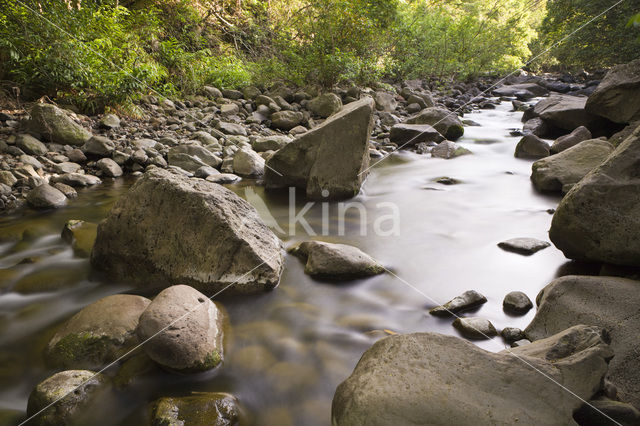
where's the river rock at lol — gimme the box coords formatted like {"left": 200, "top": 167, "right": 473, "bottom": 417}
{"left": 55, "top": 162, "right": 82, "bottom": 174}
{"left": 289, "top": 241, "right": 384, "bottom": 280}
{"left": 586, "top": 58, "right": 640, "bottom": 123}
{"left": 137, "top": 285, "right": 224, "bottom": 372}
{"left": 405, "top": 107, "right": 464, "bottom": 140}
{"left": 429, "top": 290, "right": 487, "bottom": 317}
{"left": 389, "top": 123, "right": 444, "bottom": 147}
{"left": 26, "top": 184, "right": 67, "bottom": 209}
{"left": 51, "top": 173, "right": 101, "bottom": 187}
{"left": 16, "top": 134, "right": 47, "bottom": 156}
{"left": 265, "top": 97, "right": 374, "bottom": 200}
{"left": 549, "top": 125, "right": 640, "bottom": 265}
{"left": 217, "top": 122, "right": 247, "bottom": 136}
{"left": 531, "top": 138, "right": 613, "bottom": 193}
{"left": 431, "top": 140, "right": 471, "bottom": 159}
{"left": 332, "top": 325, "right": 612, "bottom": 425}
{"left": 502, "top": 291, "right": 533, "bottom": 315}
{"left": 533, "top": 94, "right": 603, "bottom": 133}
{"left": 526, "top": 275, "right": 640, "bottom": 409}
{"left": 83, "top": 136, "right": 114, "bottom": 157}
{"left": 374, "top": 91, "right": 397, "bottom": 112}
{"left": 270, "top": 111, "right": 304, "bottom": 130}
{"left": 45, "top": 294, "right": 150, "bottom": 369}
{"left": 61, "top": 219, "right": 97, "bottom": 257}
{"left": 99, "top": 114, "right": 120, "bottom": 129}
{"left": 252, "top": 135, "right": 292, "bottom": 152}
{"left": 308, "top": 93, "right": 342, "bottom": 118}
{"left": 452, "top": 317, "right": 497, "bottom": 339}
{"left": 514, "top": 134, "right": 549, "bottom": 159}
{"left": 150, "top": 393, "right": 240, "bottom": 425}
{"left": 550, "top": 125, "right": 592, "bottom": 153}
{"left": 27, "top": 370, "right": 110, "bottom": 426}
{"left": 96, "top": 158, "right": 123, "bottom": 178}
{"left": 497, "top": 237, "right": 550, "bottom": 255}
{"left": 54, "top": 182, "right": 77, "bottom": 199}
{"left": 574, "top": 397, "right": 640, "bottom": 426}
{"left": 91, "top": 168, "right": 283, "bottom": 294}
{"left": 206, "top": 173, "right": 241, "bottom": 184}
{"left": 501, "top": 327, "right": 525, "bottom": 342}
{"left": 169, "top": 144, "right": 221, "bottom": 169}
{"left": 27, "top": 104, "right": 92, "bottom": 146}
{"left": 0, "top": 171, "right": 17, "bottom": 187}
{"left": 233, "top": 148, "right": 265, "bottom": 177}
{"left": 493, "top": 83, "right": 549, "bottom": 98}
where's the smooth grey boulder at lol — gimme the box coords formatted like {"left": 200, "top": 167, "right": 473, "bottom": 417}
{"left": 270, "top": 111, "right": 304, "bottom": 131}
{"left": 16, "top": 134, "right": 47, "bottom": 156}
{"left": 265, "top": 97, "right": 374, "bottom": 200}
{"left": 99, "top": 113, "right": 120, "bottom": 129}
{"left": 252, "top": 135, "right": 292, "bottom": 152}
{"left": 429, "top": 290, "right": 487, "bottom": 317}
{"left": 431, "top": 140, "right": 471, "bottom": 159}
{"left": 26, "top": 184, "right": 67, "bottom": 209}
{"left": 169, "top": 144, "right": 221, "bottom": 169}
{"left": 502, "top": 291, "right": 533, "bottom": 315}
{"left": 51, "top": 173, "right": 101, "bottom": 187}
{"left": 514, "top": 134, "right": 550, "bottom": 159}
{"left": 45, "top": 294, "right": 150, "bottom": 369}
{"left": 96, "top": 158, "right": 123, "bottom": 178}
{"left": 531, "top": 138, "right": 614, "bottom": 193}
{"left": 493, "top": 83, "right": 549, "bottom": 98}
{"left": 167, "top": 152, "right": 208, "bottom": 173}
{"left": 390, "top": 123, "right": 444, "bottom": 147}
{"left": 150, "top": 393, "right": 240, "bottom": 425}
{"left": 405, "top": 107, "right": 464, "bottom": 140}
{"left": 289, "top": 241, "right": 385, "bottom": 280}
{"left": 551, "top": 126, "right": 592, "bottom": 153}
{"left": 308, "top": 93, "right": 343, "bottom": 118}
{"left": 137, "top": 285, "right": 224, "bottom": 372}
{"left": 586, "top": 58, "right": 640, "bottom": 123}
{"left": 217, "top": 122, "right": 247, "bottom": 136}
{"left": 373, "top": 91, "right": 397, "bottom": 112}
{"left": 549, "top": 126, "right": 640, "bottom": 265}
{"left": 498, "top": 237, "right": 550, "bottom": 255}
{"left": 533, "top": 94, "right": 604, "bottom": 132}
{"left": 501, "top": 327, "right": 526, "bottom": 342}
{"left": 332, "top": 325, "right": 612, "bottom": 425}
{"left": 526, "top": 275, "right": 640, "bottom": 409}
{"left": 27, "top": 103, "right": 92, "bottom": 146}
{"left": 232, "top": 148, "right": 265, "bottom": 177}
{"left": 91, "top": 168, "right": 283, "bottom": 295}
{"left": 452, "top": 317, "right": 497, "bottom": 339}
{"left": 83, "top": 136, "right": 115, "bottom": 157}
{"left": 27, "top": 370, "right": 111, "bottom": 426}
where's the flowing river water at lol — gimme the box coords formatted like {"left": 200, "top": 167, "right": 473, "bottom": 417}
{"left": 0, "top": 100, "right": 579, "bottom": 425}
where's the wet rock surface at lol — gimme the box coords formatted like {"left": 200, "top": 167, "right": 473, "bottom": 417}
{"left": 289, "top": 241, "right": 385, "bottom": 280}
{"left": 429, "top": 290, "right": 487, "bottom": 317}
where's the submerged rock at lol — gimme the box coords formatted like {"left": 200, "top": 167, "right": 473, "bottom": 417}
{"left": 91, "top": 168, "right": 284, "bottom": 295}
{"left": 289, "top": 241, "right": 385, "bottom": 280}
{"left": 429, "top": 290, "right": 487, "bottom": 317}
{"left": 497, "top": 237, "right": 550, "bottom": 255}
{"left": 61, "top": 220, "right": 97, "bottom": 258}
{"left": 452, "top": 317, "right": 497, "bottom": 339}
{"left": 27, "top": 103, "right": 92, "bottom": 146}
{"left": 150, "top": 393, "right": 241, "bottom": 426}
{"left": 405, "top": 107, "right": 464, "bottom": 140}
{"left": 265, "top": 98, "right": 374, "bottom": 200}
{"left": 586, "top": 58, "right": 640, "bottom": 124}
{"left": 45, "top": 294, "right": 150, "bottom": 369}
{"left": 332, "top": 325, "right": 612, "bottom": 425}
{"left": 431, "top": 141, "right": 471, "bottom": 159}
{"left": 137, "top": 285, "right": 224, "bottom": 373}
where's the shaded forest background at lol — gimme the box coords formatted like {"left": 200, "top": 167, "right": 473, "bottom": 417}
{"left": 0, "top": 0, "right": 638, "bottom": 113}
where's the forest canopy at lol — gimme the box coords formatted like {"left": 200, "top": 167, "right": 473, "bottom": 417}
{"left": 0, "top": 0, "right": 638, "bottom": 112}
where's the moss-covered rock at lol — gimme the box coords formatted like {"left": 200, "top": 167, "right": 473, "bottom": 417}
{"left": 13, "top": 263, "right": 89, "bottom": 294}
{"left": 150, "top": 393, "right": 240, "bottom": 426}
{"left": 27, "top": 104, "right": 91, "bottom": 146}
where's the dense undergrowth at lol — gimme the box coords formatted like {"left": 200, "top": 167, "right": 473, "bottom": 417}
{"left": 0, "top": 0, "right": 638, "bottom": 113}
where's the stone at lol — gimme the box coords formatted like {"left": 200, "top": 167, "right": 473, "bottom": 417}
{"left": 16, "top": 134, "right": 47, "bottom": 156}
{"left": 96, "top": 158, "right": 123, "bottom": 178}
{"left": 217, "top": 122, "right": 247, "bottom": 136}
{"left": 265, "top": 97, "right": 374, "bottom": 200}
{"left": 202, "top": 86, "right": 222, "bottom": 98}
{"left": 502, "top": 291, "right": 533, "bottom": 315}
{"left": 431, "top": 141, "right": 471, "bottom": 159}
{"left": 308, "top": 93, "right": 343, "bottom": 118}
{"left": 501, "top": 327, "right": 525, "bottom": 342}
{"left": 233, "top": 148, "right": 265, "bottom": 177}
{"left": 0, "top": 171, "right": 17, "bottom": 187}
{"left": 99, "top": 114, "right": 120, "bottom": 129}
{"left": 514, "top": 134, "right": 549, "bottom": 159}
{"left": 28, "top": 104, "right": 92, "bottom": 146}
{"left": 26, "top": 184, "right": 67, "bottom": 209}
{"left": 533, "top": 94, "right": 604, "bottom": 132}
{"left": 220, "top": 103, "right": 239, "bottom": 117}
{"left": 83, "top": 136, "right": 115, "bottom": 157}
{"left": 389, "top": 124, "right": 444, "bottom": 147}
{"left": 522, "top": 117, "right": 553, "bottom": 137}
{"left": 610, "top": 122, "right": 640, "bottom": 147}
{"left": 45, "top": 294, "right": 150, "bottom": 369}
{"left": 252, "top": 135, "right": 292, "bottom": 152}
{"left": 27, "top": 370, "right": 110, "bottom": 426}
{"left": 549, "top": 126, "right": 640, "bottom": 265}
{"left": 497, "top": 237, "right": 551, "bottom": 255}
{"left": 167, "top": 152, "right": 208, "bottom": 173}
{"left": 206, "top": 173, "right": 241, "bottom": 184}
{"left": 54, "top": 182, "right": 77, "bottom": 199}
{"left": 429, "top": 290, "right": 487, "bottom": 317}
{"left": 332, "top": 325, "right": 612, "bottom": 425}
{"left": 373, "top": 91, "right": 397, "bottom": 112}
{"left": 91, "top": 168, "right": 283, "bottom": 294}
{"left": 493, "top": 83, "right": 549, "bottom": 98}
{"left": 405, "top": 107, "right": 464, "bottom": 140}
{"left": 54, "top": 162, "right": 82, "bottom": 174}
{"left": 574, "top": 398, "right": 640, "bottom": 426}
{"left": 222, "top": 89, "right": 242, "bottom": 100}
{"left": 51, "top": 173, "right": 101, "bottom": 187}
{"left": 61, "top": 220, "right": 97, "bottom": 257}
{"left": 194, "top": 166, "right": 220, "bottom": 179}
{"left": 452, "top": 317, "right": 497, "bottom": 339}
{"left": 270, "top": 111, "right": 304, "bottom": 131}
{"left": 526, "top": 275, "right": 640, "bottom": 409}
{"left": 137, "top": 285, "right": 224, "bottom": 372}
{"left": 289, "top": 241, "right": 385, "bottom": 280}
{"left": 150, "top": 393, "right": 240, "bottom": 425}
{"left": 532, "top": 138, "right": 614, "bottom": 193}
{"left": 168, "top": 144, "right": 221, "bottom": 171}
{"left": 550, "top": 125, "right": 592, "bottom": 153}
{"left": 586, "top": 58, "right": 640, "bottom": 123}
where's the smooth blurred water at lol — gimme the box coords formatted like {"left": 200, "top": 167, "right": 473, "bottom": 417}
{"left": 0, "top": 101, "right": 575, "bottom": 425}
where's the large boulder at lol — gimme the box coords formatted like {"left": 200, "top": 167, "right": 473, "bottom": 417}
{"left": 533, "top": 94, "right": 608, "bottom": 134}
{"left": 308, "top": 93, "right": 343, "bottom": 118}
{"left": 586, "top": 58, "right": 640, "bottom": 123}
{"left": 389, "top": 123, "right": 444, "bottom": 147}
{"left": 27, "top": 103, "right": 91, "bottom": 146}
{"left": 232, "top": 148, "right": 265, "bottom": 177}
{"left": 270, "top": 111, "right": 304, "bottom": 131}
{"left": 514, "top": 134, "right": 550, "bottom": 159}
{"left": 91, "top": 168, "right": 284, "bottom": 295}
{"left": 136, "top": 285, "right": 224, "bottom": 372}
{"left": 373, "top": 91, "right": 397, "bottom": 112}
{"left": 549, "top": 125, "right": 640, "bottom": 265}
{"left": 526, "top": 275, "right": 640, "bottom": 409}
{"left": 493, "top": 83, "right": 549, "bottom": 98}
{"left": 531, "top": 138, "right": 614, "bottom": 193}
{"left": 265, "top": 98, "right": 374, "bottom": 200}
{"left": 45, "top": 294, "right": 150, "bottom": 369}
{"left": 150, "top": 393, "right": 240, "bottom": 425}
{"left": 551, "top": 126, "right": 592, "bottom": 153}
{"left": 405, "top": 107, "right": 464, "bottom": 140}
{"left": 332, "top": 325, "right": 612, "bottom": 425}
